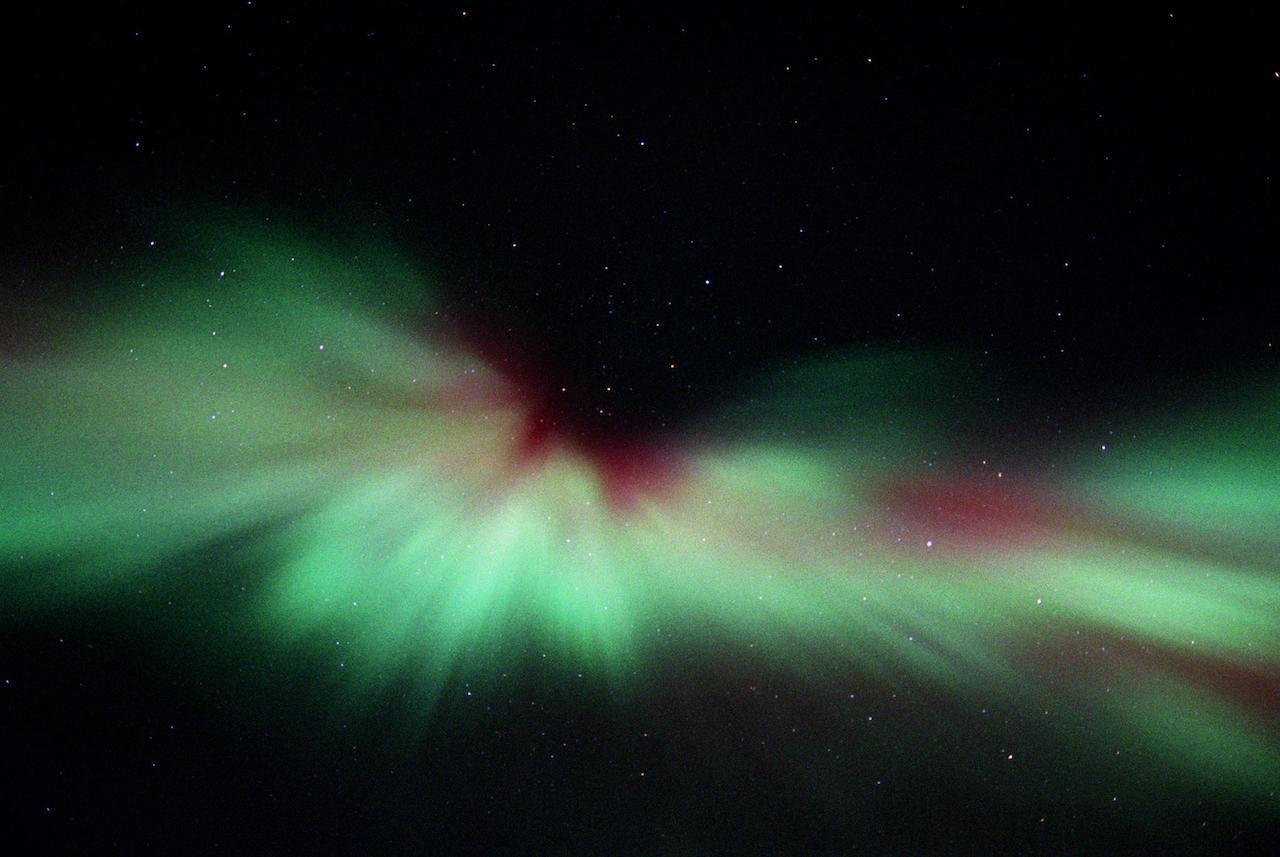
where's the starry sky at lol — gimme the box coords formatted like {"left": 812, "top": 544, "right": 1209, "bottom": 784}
{"left": 2, "top": 4, "right": 1278, "bottom": 854}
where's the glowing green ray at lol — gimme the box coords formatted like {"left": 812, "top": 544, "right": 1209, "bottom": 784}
{"left": 1074, "top": 382, "right": 1280, "bottom": 543}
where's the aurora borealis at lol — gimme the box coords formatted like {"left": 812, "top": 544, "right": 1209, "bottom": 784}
{"left": 4, "top": 5, "right": 1278, "bottom": 853}
{"left": 4, "top": 221, "right": 1277, "bottom": 813}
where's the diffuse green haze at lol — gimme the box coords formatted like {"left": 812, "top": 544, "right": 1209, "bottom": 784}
{"left": 2, "top": 221, "right": 1277, "bottom": 798}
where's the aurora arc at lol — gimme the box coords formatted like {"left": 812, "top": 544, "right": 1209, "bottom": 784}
{"left": 3, "top": 221, "right": 1278, "bottom": 798}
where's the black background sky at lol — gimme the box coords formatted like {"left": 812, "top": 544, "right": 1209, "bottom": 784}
{"left": 2, "top": 3, "right": 1278, "bottom": 854}
{"left": 5, "top": 3, "right": 1277, "bottom": 436}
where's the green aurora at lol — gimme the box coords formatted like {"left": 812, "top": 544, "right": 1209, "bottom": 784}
{"left": 3, "top": 221, "right": 1278, "bottom": 801}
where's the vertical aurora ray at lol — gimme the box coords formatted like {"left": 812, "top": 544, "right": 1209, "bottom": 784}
{"left": 2, "top": 221, "right": 1278, "bottom": 801}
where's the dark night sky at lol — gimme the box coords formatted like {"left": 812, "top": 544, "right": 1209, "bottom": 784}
{"left": 6, "top": 4, "right": 1277, "bottom": 433}
{"left": 2, "top": 3, "right": 1278, "bottom": 854}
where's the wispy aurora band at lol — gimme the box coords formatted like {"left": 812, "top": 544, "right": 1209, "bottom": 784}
{"left": 2, "top": 221, "right": 1277, "bottom": 798}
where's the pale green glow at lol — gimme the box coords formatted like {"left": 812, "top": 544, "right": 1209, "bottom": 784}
{"left": 2, "top": 220, "right": 1277, "bottom": 798}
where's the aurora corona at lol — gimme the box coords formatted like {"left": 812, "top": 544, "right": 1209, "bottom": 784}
{"left": 3, "top": 220, "right": 1278, "bottom": 800}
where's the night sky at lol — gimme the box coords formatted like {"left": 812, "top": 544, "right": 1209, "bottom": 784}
{"left": 2, "top": 4, "right": 1278, "bottom": 854}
